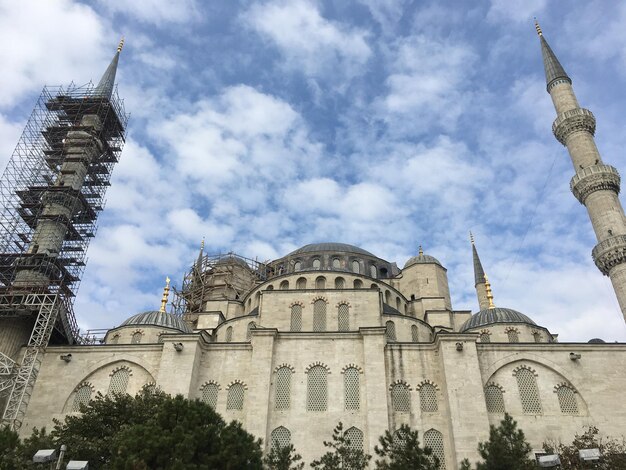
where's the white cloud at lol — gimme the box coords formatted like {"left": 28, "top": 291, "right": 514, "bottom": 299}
{"left": 96, "top": 0, "right": 199, "bottom": 25}
{"left": 487, "top": 0, "right": 547, "bottom": 23}
{"left": 0, "top": 114, "right": 22, "bottom": 171}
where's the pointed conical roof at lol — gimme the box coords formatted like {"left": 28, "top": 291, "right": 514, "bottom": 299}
{"left": 471, "top": 235, "right": 486, "bottom": 286}
{"left": 94, "top": 38, "right": 124, "bottom": 98}
{"left": 535, "top": 21, "right": 571, "bottom": 92}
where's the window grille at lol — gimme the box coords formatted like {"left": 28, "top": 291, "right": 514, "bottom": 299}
{"left": 386, "top": 321, "right": 396, "bottom": 342}
{"left": 72, "top": 385, "right": 92, "bottom": 412}
{"left": 424, "top": 429, "right": 446, "bottom": 469}
{"left": 225, "top": 326, "right": 233, "bottom": 343}
{"left": 419, "top": 383, "right": 438, "bottom": 412}
{"left": 411, "top": 325, "right": 419, "bottom": 342}
{"left": 484, "top": 385, "right": 505, "bottom": 413}
{"left": 480, "top": 333, "right": 490, "bottom": 343}
{"left": 344, "top": 368, "right": 360, "bottom": 410}
{"left": 296, "top": 277, "right": 307, "bottom": 289}
{"left": 335, "top": 277, "right": 345, "bottom": 289}
{"left": 109, "top": 334, "right": 119, "bottom": 344}
{"left": 370, "top": 265, "right": 377, "bottom": 278}
{"left": 246, "top": 322, "right": 254, "bottom": 340}
{"left": 131, "top": 331, "right": 142, "bottom": 344}
{"left": 201, "top": 383, "right": 219, "bottom": 408}
{"left": 275, "top": 367, "right": 292, "bottom": 410}
{"left": 280, "top": 280, "right": 289, "bottom": 290}
{"left": 556, "top": 386, "right": 578, "bottom": 414}
{"left": 294, "top": 261, "right": 302, "bottom": 271}
{"left": 353, "top": 279, "right": 363, "bottom": 289}
{"left": 391, "top": 383, "right": 411, "bottom": 412}
{"left": 352, "top": 260, "right": 360, "bottom": 273}
{"left": 307, "top": 366, "right": 328, "bottom": 411}
{"left": 344, "top": 427, "right": 364, "bottom": 451}
{"left": 533, "top": 332, "right": 542, "bottom": 343}
{"left": 507, "top": 329, "right": 520, "bottom": 343}
{"left": 290, "top": 304, "right": 302, "bottom": 331}
{"left": 333, "top": 258, "right": 341, "bottom": 269}
{"left": 313, "top": 299, "right": 327, "bottom": 332}
{"left": 515, "top": 368, "right": 542, "bottom": 414}
{"left": 316, "top": 276, "right": 326, "bottom": 289}
{"left": 227, "top": 383, "right": 245, "bottom": 410}
{"left": 108, "top": 368, "right": 130, "bottom": 396}
{"left": 270, "top": 426, "right": 291, "bottom": 450}
{"left": 338, "top": 304, "right": 350, "bottom": 331}
{"left": 313, "top": 259, "right": 321, "bottom": 269}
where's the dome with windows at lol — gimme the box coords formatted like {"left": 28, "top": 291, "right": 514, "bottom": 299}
{"left": 460, "top": 307, "right": 537, "bottom": 332}
{"left": 286, "top": 242, "right": 375, "bottom": 257}
{"left": 120, "top": 310, "right": 192, "bottom": 333}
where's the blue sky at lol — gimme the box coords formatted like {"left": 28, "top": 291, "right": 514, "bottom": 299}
{"left": 0, "top": 0, "right": 625, "bottom": 341}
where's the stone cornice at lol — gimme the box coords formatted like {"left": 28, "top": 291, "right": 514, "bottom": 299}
{"left": 570, "top": 164, "right": 620, "bottom": 204}
{"left": 552, "top": 107, "right": 596, "bottom": 145}
{"left": 592, "top": 235, "right": 626, "bottom": 275}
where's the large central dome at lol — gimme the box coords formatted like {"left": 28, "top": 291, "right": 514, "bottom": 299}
{"left": 286, "top": 242, "right": 374, "bottom": 257}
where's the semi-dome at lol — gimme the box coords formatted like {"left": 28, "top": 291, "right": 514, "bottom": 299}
{"left": 286, "top": 242, "right": 375, "bottom": 257}
{"left": 120, "top": 310, "right": 192, "bottom": 333}
{"left": 461, "top": 307, "right": 537, "bottom": 332}
{"left": 404, "top": 252, "right": 443, "bottom": 268}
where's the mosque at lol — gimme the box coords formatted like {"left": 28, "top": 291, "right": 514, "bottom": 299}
{"left": 0, "top": 24, "right": 625, "bottom": 469}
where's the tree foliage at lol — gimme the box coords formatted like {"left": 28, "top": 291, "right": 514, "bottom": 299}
{"left": 475, "top": 413, "right": 534, "bottom": 470}
{"left": 264, "top": 442, "right": 304, "bottom": 470}
{"left": 374, "top": 424, "right": 439, "bottom": 470}
{"left": 543, "top": 425, "right": 626, "bottom": 469}
{"left": 0, "top": 426, "right": 54, "bottom": 470}
{"left": 310, "top": 422, "right": 371, "bottom": 470}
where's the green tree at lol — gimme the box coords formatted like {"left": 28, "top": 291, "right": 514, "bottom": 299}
{"left": 543, "top": 425, "right": 626, "bottom": 469}
{"left": 0, "top": 426, "right": 54, "bottom": 469}
{"left": 264, "top": 443, "right": 304, "bottom": 470}
{"left": 374, "top": 424, "right": 439, "bottom": 469}
{"left": 0, "top": 425, "right": 22, "bottom": 470}
{"left": 310, "top": 422, "right": 371, "bottom": 470}
{"left": 475, "top": 413, "right": 534, "bottom": 470}
{"left": 459, "top": 458, "right": 472, "bottom": 470}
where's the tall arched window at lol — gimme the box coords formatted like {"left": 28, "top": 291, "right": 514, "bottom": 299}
{"left": 307, "top": 366, "right": 328, "bottom": 411}
{"left": 484, "top": 384, "right": 505, "bottom": 413}
{"left": 396, "top": 297, "right": 401, "bottom": 311}
{"left": 227, "top": 383, "right": 245, "bottom": 410}
{"left": 313, "top": 299, "right": 327, "bottom": 332}
{"left": 294, "top": 261, "right": 302, "bottom": 271}
{"left": 556, "top": 385, "right": 578, "bottom": 414}
{"left": 313, "top": 259, "right": 321, "bottom": 269}
{"left": 353, "top": 279, "right": 363, "bottom": 289}
{"left": 391, "top": 383, "right": 411, "bottom": 412}
{"left": 411, "top": 325, "right": 419, "bottom": 342}
{"left": 296, "top": 277, "right": 307, "bottom": 289}
{"left": 419, "top": 383, "right": 438, "bottom": 412}
{"left": 290, "top": 304, "right": 302, "bottom": 331}
{"left": 334, "top": 277, "right": 345, "bottom": 289}
{"left": 275, "top": 367, "right": 292, "bottom": 410}
{"left": 131, "top": 331, "right": 142, "bottom": 344}
{"left": 108, "top": 368, "right": 130, "bottom": 396}
{"left": 385, "top": 291, "right": 391, "bottom": 304}
{"left": 507, "top": 329, "right": 520, "bottom": 343}
{"left": 332, "top": 258, "right": 341, "bottom": 269}
{"left": 515, "top": 368, "right": 542, "bottom": 414}
{"left": 344, "top": 427, "right": 364, "bottom": 452}
{"left": 386, "top": 321, "right": 396, "bottom": 342}
{"left": 316, "top": 276, "right": 326, "bottom": 289}
{"left": 338, "top": 304, "right": 349, "bottom": 331}
{"left": 270, "top": 426, "right": 291, "bottom": 450}
{"left": 201, "top": 382, "right": 219, "bottom": 409}
{"left": 225, "top": 326, "right": 233, "bottom": 343}
{"left": 279, "top": 280, "right": 289, "bottom": 290}
{"left": 246, "top": 322, "right": 255, "bottom": 340}
{"left": 72, "top": 384, "right": 92, "bottom": 412}
{"left": 533, "top": 332, "right": 542, "bottom": 343}
{"left": 344, "top": 367, "right": 360, "bottom": 410}
{"left": 424, "top": 429, "right": 446, "bottom": 469}
{"left": 352, "top": 260, "right": 360, "bottom": 273}
{"left": 480, "top": 332, "right": 491, "bottom": 343}
{"left": 370, "top": 265, "right": 377, "bottom": 278}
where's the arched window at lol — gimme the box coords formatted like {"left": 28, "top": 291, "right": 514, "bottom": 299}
{"left": 391, "top": 383, "right": 411, "bottom": 412}
{"left": 533, "top": 331, "right": 542, "bottom": 343}
{"left": 72, "top": 384, "right": 92, "bottom": 412}
{"left": 275, "top": 367, "right": 292, "bottom": 410}
{"left": 290, "top": 304, "right": 302, "bottom": 331}
{"left": 480, "top": 332, "right": 491, "bottom": 343}
{"left": 385, "top": 291, "right": 391, "bottom": 304}
{"left": 395, "top": 297, "right": 401, "bottom": 311}
{"left": 370, "top": 283, "right": 378, "bottom": 289}
{"left": 307, "top": 366, "right": 328, "bottom": 411}
{"left": 247, "top": 298, "right": 251, "bottom": 310}
{"left": 313, "top": 299, "right": 327, "bottom": 332}
{"left": 507, "top": 329, "right": 520, "bottom": 343}
{"left": 411, "top": 325, "right": 419, "bottom": 342}
{"left": 109, "top": 334, "right": 119, "bottom": 345}
{"left": 370, "top": 265, "right": 377, "bottom": 278}
{"left": 227, "top": 383, "right": 245, "bottom": 410}
{"left": 108, "top": 368, "right": 130, "bottom": 396}
{"left": 380, "top": 267, "right": 388, "bottom": 278}
{"left": 338, "top": 304, "right": 349, "bottom": 331}
{"left": 267, "top": 285, "right": 274, "bottom": 291}
{"left": 515, "top": 368, "right": 542, "bottom": 414}
{"left": 344, "top": 427, "right": 364, "bottom": 452}
{"left": 353, "top": 279, "right": 363, "bottom": 289}
{"left": 313, "top": 259, "right": 321, "bottom": 269}
{"left": 225, "top": 326, "right": 233, "bottom": 342}
{"left": 332, "top": 258, "right": 341, "bottom": 269}
{"left": 201, "top": 382, "right": 219, "bottom": 409}
{"left": 556, "top": 385, "right": 578, "bottom": 414}
{"left": 335, "top": 277, "right": 345, "bottom": 289}
{"left": 296, "top": 277, "right": 307, "bottom": 289}
{"left": 352, "top": 260, "right": 360, "bottom": 273}
{"left": 419, "top": 383, "right": 438, "bottom": 412}
{"left": 386, "top": 321, "right": 396, "bottom": 342}
{"left": 270, "top": 426, "right": 291, "bottom": 450}
{"left": 131, "top": 331, "right": 142, "bottom": 344}
{"left": 344, "top": 367, "right": 360, "bottom": 410}
{"left": 484, "top": 385, "right": 505, "bottom": 414}
{"left": 316, "top": 276, "right": 326, "bottom": 289}
{"left": 424, "top": 429, "right": 446, "bottom": 469}
{"left": 279, "top": 280, "right": 289, "bottom": 290}
{"left": 246, "top": 322, "right": 255, "bottom": 340}
{"left": 294, "top": 261, "right": 302, "bottom": 271}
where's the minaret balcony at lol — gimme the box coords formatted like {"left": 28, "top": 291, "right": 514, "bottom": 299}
{"left": 552, "top": 108, "right": 596, "bottom": 145}
{"left": 592, "top": 235, "right": 626, "bottom": 275}
{"left": 570, "top": 164, "right": 621, "bottom": 204}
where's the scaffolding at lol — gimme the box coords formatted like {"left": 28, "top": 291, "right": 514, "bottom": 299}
{"left": 0, "top": 83, "right": 128, "bottom": 430}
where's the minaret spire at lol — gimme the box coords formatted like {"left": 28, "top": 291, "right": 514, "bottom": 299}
{"left": 471, "top": 233, "right": 490, "bottom": 311}
{"left": 538, "top": 22, "right": 626, "bottom": 323}
{"left": 159, "top": 276, "right": 171, "bottom": 313}
{"left": 94, "top": 38, "right": 124, "bottom": 98}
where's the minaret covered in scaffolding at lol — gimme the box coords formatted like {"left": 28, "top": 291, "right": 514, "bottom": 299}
{"left": 0, "top": 40, "right": 128, "bottom": 430}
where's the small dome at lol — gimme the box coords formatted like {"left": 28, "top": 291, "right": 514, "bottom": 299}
{"left": 404, "top": 251, "right": 443, "bottom": 268}
{"left": 588, "top": 338, "right": 606, "bottom": 344}
{"left": 461, "top": 307, "right": 537, "bottom": 332}
{"left": 120, "top": 310, "right": 192, "bottom": 333}
{"left": 287, "top": 242, "right": 374, "bottom": 257}
{"left": 215, "top": 254, "right": 249, "bottom": 268}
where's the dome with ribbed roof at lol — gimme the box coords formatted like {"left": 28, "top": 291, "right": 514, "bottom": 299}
{"left": 287, "top": 242, "right": 374, "bottom": 257}
{"left": 461, "top": 307, "right": 536, "bottom": 332}
{"left": 404, "top": 247, "right": 443, "bottom": 268}
{"left": 120, "top": 310, "right": 192, "bottom": 333}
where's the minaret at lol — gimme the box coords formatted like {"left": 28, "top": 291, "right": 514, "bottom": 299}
{"left": 537, "top": 21, "right": 626, "bottom": 322}
{"left": 471, "top": 233, "right": 490, "bottom": 311}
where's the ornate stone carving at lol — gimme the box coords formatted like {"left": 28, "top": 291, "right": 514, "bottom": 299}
{"left": 570, "top": 164, "right": 621, "bottom": 204}
{"left": 592, "top": 235, "right": 626, "bottom": 275}
{"left": 552, "top": 108, "right": 596, "bottom": 145}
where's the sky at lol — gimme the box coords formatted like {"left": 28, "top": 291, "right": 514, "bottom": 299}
{"left": 0, "top": 0, "right": 625, "bottom": 342}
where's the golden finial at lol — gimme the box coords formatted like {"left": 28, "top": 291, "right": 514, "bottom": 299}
{"left": 484, "top": 274, "right": 495, "bottom": 309}
{"left": 534, "top": 18, "right": 543, "bottom": 37}
{"left": 469, "top": 231, "right": 475, "bottom": 244}
{"left": 418, "top": 245, "right": 424, "bottom": 256}
{"left": 117, "top": 37, "right": 125, "bottom": 53}
{"left": 200, "top": 237, "right": 205, "bottom": 251}
{"left": 159, "top": 276, "right": 170, "bottom": 313}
